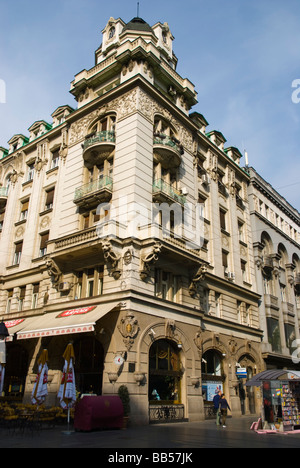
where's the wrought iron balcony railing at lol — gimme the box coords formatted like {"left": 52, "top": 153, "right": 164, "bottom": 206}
{"left": 153, "top": 133, "right": 184, "bottom": 156}
{"left": 83, "top": 131, "right": 115, "bottom": 151}
{"left": 74, "top": 176, "right": 113, "bottom": 202}
{"left": 153, "top": 179, "right": 186, "bottom": 205}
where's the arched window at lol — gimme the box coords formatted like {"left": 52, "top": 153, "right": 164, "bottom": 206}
{"left": 201, "top": 350, "right": 223, "bottom": 376}
{"left": 149, "top": 339, "right": 182, "bottom": 403}
{"left": 90, "top": 114, "right": 116, "bottom": 135}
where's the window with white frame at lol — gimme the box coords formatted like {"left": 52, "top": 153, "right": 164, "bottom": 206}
{"left": 27, "top": 163, "right": 35, "bottom": 182}
{"left": 6, "top": 290, "right": 13, "bottom": 313}
{"left": 31, "top": 283, "right": 39, "bottom": 309}
{"left": 13, "top": 241, "right": 23, "bottom": 265}
{"left": 20, "top": 199, "right": 29, "bottom": 221}
{"left": 154, "top": 269, "right": 180, "bottom": 302}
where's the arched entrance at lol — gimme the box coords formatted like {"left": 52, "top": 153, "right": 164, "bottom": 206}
{"left": 201, "top": 349, "right": 225, "bottom": 419}
{"left": 238, "top": 354, "right": 256, "bottom": 415}
{"left": 148, "top": 339, "right": 184, "bottom": 422}
{"left": 73, "top": 336, "right": 104, "bottom": 396}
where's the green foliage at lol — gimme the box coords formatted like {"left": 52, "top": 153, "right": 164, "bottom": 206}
{"left": 118, "top": 385, "right": 130, "bottom": 417}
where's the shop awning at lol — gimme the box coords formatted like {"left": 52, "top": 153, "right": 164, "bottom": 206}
{"left": 4, "top": 319, "right": 27, "bottom": 342}
{"left": 246, "top": 370, "right": 300, "bottom": 387}
{"left": 16, "top": 303, "right": 118, "bottom": 340}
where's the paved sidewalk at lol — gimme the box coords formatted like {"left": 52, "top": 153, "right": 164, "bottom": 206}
{"left": 0, "top": 416, "right": 299, "bottom": 449}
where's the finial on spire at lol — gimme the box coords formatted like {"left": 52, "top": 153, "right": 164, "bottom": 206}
{"left": 137, "top": 2, "right": 140, "bottom": 17}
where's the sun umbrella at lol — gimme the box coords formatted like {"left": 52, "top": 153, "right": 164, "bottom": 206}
{"left": 58, "top": 343, "right": 76, "bottom": 410}
{"left": 32, "top": 349, "right": 49, "bottom": 405}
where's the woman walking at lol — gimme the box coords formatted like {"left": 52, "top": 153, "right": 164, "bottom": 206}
{"left": 219, "top": 394, "right": 231, "bottom": 427}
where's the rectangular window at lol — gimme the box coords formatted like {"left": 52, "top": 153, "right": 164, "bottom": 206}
{"left": 222, "top": 250, "right": 228, "bottom": 270}
{"left": 238, "top": 221, "right": 245, "bottom": 243}
{"left": 6, "top": 290, "right": 13, "bottom": 314}
{"left": 45, "top": 188, "right": 55, "bottom": 211}
{"left": 51, "top": 150, "right": 60, "bottom": 169}
{"left": 154, "top": 269, "right": 180, "bottom": 302}
{"left": 219, "top": 209, "right": 226, "bottom": 231}
{"left": 27, "top": 163, "right": 35, "bottom": 182}
{"left": 267, "top": 317, "right": 281, "bottom": 353}
{"left": 18, "top": 286, "right": 26, "bottom": 311}
{"left": 83, "top": 213, "right": 90, "bottom": 229}
{"left": 32, "top": 283, "right": 39, "bottom": 309}
{"left": 280, "top": 283, "right": 286, "bottom": 302}
{"left": 13, "top": 241, "right": 23, "bottom": 265}
{"left": 241, "top": 260, "right": 247, "bottom": 282}
{"left": 20, "top": 199, "right": 29, "bottom": 221}
{"left": 86, "top": 268, "right": 95, "bottom": 297}
{"left": 39, "top": 232, "right": 49, "bottom": 257}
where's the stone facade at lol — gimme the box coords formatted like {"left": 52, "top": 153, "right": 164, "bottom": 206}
{"left": 248, "top": 168, "right": 300, "bottom": 370}
{"left": 0, "top": 16, "right": 297, "bottom": 425}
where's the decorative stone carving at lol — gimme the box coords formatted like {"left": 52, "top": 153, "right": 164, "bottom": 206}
{"left": 194, "top": 329, "right": 203, "bottom": 360}
{"left": 118, "top": 312, "right": 140, "bottom": 351}
{"left": 101, "top": 238, "right": 121, "bottom": 279}
{"left": 189, "top": 263, "right": 207, "bottom": 297}
{"left": 140, "top": 242, "right": 162, "bottom": 280}
{"left": 45, "top": 256, "right": 62, "bottom": 287}
{"left": 165, "top": 320, "right": 176, "bottom": 339}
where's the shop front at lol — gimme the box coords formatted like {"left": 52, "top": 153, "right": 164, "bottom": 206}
{"left": 247, "top": 370, "right": 300, "bottom": 432}
{"left": 201, "top": 350, "right": 225, "bottom": 419}
{"left": 1, "top": 304, "right": 118, "bottom": 404}
{"left": 148, "top": 339, "right": 185, "bottom": 423}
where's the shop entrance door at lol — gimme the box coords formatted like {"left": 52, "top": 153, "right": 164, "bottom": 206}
{"left": 148, "top": 339, "right": 184, "bottom": 423}
{"left": 74, "top": 336, "right": 104, "bottom": 396}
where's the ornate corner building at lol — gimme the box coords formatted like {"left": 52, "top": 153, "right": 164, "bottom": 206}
{"left": 0, "top": 15, "right": 299, "bottom": 425}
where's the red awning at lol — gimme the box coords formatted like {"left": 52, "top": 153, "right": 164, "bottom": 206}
{"left": 17, "top": 304, "right": 117, "bottom": 340}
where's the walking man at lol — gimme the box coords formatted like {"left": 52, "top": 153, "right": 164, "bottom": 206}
{"left": 219, "top": 394, "right": 231, "bottom": 428}
{"left": 213, "top": 390, "right": 222, "bottom": 426}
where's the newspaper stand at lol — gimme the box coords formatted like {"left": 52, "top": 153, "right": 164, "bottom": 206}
{"left": 247, "top": 370, "right": 300, "bottom": 433}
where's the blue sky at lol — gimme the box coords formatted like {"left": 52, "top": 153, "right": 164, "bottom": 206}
{"left": 0, "top": 0, "right": 299, "bottom": 210}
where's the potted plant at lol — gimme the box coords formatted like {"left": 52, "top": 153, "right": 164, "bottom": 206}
{"left": 118, "top": 385, "right": 130, "bottom": 428}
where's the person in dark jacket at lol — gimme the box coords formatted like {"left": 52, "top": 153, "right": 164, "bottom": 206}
{"left": 219, "top": 394, "right": 231, "bottom": 427}
{"left": 213, "top": 390, "right": 222, "bottom": 425}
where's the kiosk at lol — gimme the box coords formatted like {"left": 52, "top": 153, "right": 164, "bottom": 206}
{"left": 247, "top": 370, "right": 300, "bottom": 432}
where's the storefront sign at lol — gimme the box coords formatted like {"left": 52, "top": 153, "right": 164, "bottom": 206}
{"left": 56, "top": 306, "right": 96, "bottom": 318}
{"left": 236, "top": 368, "right": 247, "bottom": 378}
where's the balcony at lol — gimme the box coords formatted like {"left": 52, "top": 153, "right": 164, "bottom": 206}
{"left": 0, "top": 186, "right": 9, "bottom": 209}
{"left": 153, "top": 133, "right": 183, "bottom": 168}
{"left": 153, "top": 179, "right": 186, "bottom": 206}
{"left": 74, "top": 176, "right": 113, "bottom": 208}
{"left": 82, "top": 131, "right": 115, "bottom": 165}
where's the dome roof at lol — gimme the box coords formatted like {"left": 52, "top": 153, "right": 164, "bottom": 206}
{"left": 123, "top": 17, "right": 153, "bottom": 34}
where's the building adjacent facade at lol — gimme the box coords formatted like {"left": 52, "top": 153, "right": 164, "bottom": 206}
{"left": 1, "top": 15, "right": 297, "bottom": 425}
{"left": 248, "top": 168, "right": 300, "bottom": 371}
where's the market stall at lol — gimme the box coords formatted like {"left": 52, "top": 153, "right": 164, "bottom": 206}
{"left": 246, "top": 370, "right": 300, "bottom": 432}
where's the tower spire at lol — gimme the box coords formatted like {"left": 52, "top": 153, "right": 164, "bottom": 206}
{"left": 137, "top": 2, "right": 140, "bottom": 18}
